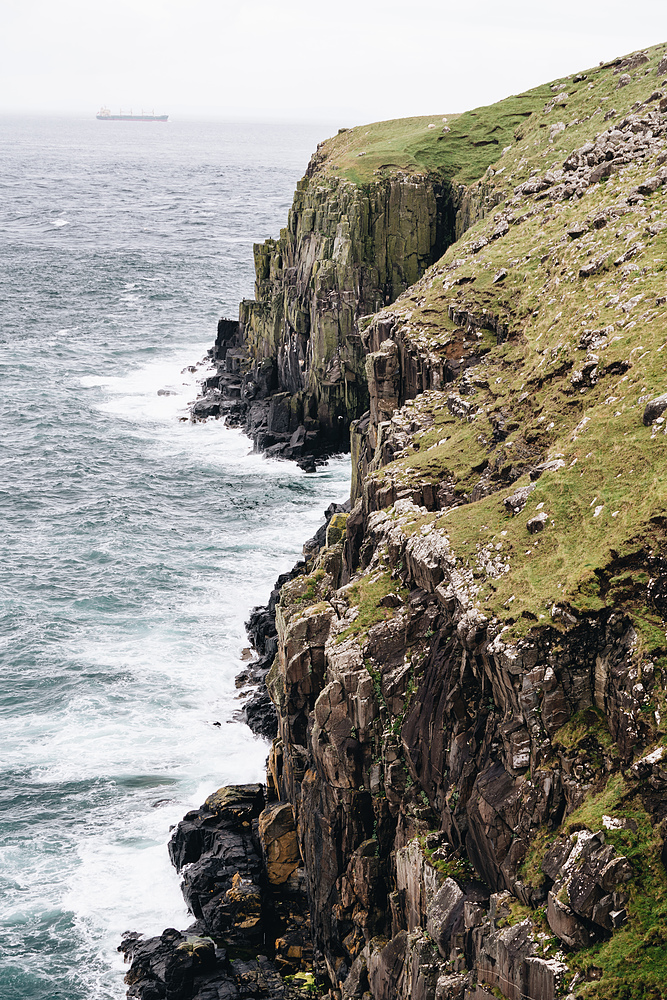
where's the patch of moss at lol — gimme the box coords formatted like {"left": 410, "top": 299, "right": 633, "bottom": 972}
{"left": 479, "top": 987, "right": 510, "bottom": 1000}
{"left": 297, "top": 568, "right": 326, "bottom": 604}
{"left": 337, "top": 571, "right": 410, "bottom": 644}
{"left": 403, "top": 411, "right": 492, "bottom": 487}
{"left": 280, "top": 568, "right": 328, "bottom": 615}
{"left": 284, "top": 972, "right": 321, "bottom": 995}
{"left": 563, "top": 773, "right": 628, "bottom": 836}
{"left": 420, "top": 835, "right": 477, "bottom": 884}
{"left": 553, "top": 707, "right": 614, "bottom": 753}
{"left": 518, "top": 825, "right": 559, "bottom": 891}
{"left": 517, "top": 769, "right": 667, "bottom": 999}
{"left": 496, "top": 897, "right": 554, "bottom": 942}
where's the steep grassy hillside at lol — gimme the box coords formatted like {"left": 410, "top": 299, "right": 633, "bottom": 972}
{"left": 308, "top": 53, "right": 664, "bottom": 187}
{"left": 362, "top": 42, "right": 667, "bottom": 646}
{"left": 310, "top": 91, "right": 557, "bottom": 186}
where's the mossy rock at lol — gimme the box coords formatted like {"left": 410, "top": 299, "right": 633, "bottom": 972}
{"left": 204, "top": 784, "right": 265, "bottom": 820}
{"left": 326, "top": 513, "right": 349, "bottom": 548}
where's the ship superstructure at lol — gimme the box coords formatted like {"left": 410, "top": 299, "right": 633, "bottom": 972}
{"left": 96, "top": 107, "right": 168, "bottom": 122}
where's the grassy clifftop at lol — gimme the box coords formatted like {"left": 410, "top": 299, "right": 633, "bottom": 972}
{"left": 310, "top": 47, "right": 667, "bottom": 187}
{"left": 310, "top": 93, "right": 551, "bottom": 186}
{"left": 360, "top": 41, "right": 667, "bottom": 648}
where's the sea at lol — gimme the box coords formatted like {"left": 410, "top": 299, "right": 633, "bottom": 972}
{"left": 0, "top": 115, "right": 350, "bottom": 999}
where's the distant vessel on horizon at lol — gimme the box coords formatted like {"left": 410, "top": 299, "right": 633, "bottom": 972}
{"left": 96, "top": 107, "right": 168, "bottom": 122}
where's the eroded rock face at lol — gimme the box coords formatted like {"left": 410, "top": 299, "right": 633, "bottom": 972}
{"left": 259, "top": 802, "right": 301, "bottom": 885}
{"left": 150, "top": 418, "right": 657, "bottom": 1000}
{"left": 543, "top": 830, "right": 631, "bottom": 946}
{"left": 168, "top": 785, "right": 265, "bottom": 946}
{"left": 191, "top": 174, "right": 454, "bottom": 461}
{"left": 252, "top": 469, "right": 659, "bottom": 999}
{"left": 120, "top": 929, "right": 304, "bottom": 1000}
{"left": 119, "top": 929, "right": 216, "bottom": 1000}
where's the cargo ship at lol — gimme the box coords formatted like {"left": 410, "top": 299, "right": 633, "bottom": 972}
{"left": 96, "top": 107, "right": 168, "bottom": 122}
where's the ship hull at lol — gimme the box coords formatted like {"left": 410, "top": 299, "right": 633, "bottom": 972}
{"left": 96, "top": 115, "right": 168, "bottom": 122}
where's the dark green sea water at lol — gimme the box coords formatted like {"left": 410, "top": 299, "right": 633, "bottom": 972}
{"left": 0, "top": 115, "right": 348, "bottom": 999}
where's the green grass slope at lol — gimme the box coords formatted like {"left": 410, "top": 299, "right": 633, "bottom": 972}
{"left": 364, "top": 42, "right": 667, "bottom": 652}
{"left": 310, "top": 49, "right": 666, "bottom": 187}
{"left": 291, "top": 43, "right": 667, "bottom": 1000}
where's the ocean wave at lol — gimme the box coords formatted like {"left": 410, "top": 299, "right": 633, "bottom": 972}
{"left": 0, "top": 114, "right": 343, "bottom": 999}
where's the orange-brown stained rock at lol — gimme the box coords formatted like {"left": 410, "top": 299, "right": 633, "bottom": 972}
{"left": 258, "top": 801, "right": 301, "bottom": 884}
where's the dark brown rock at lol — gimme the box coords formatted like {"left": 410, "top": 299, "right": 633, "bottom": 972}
{"left": 367, "top": 932, "right": 407, "bottom": 1000}
{"left": 643, "top": 392, "right": 667, "bottom": 425}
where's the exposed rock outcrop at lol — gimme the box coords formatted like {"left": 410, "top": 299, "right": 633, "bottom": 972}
{"left": 127, "top": 42, "right": 667, "bottom": 1000}
{"left": 120, "top": 785, "right": 314, "bottom": 999}
{"left": 238, "top": 502, "right": 351, "bottom": 738}
{"left": 192, "top": 175, "right": 454, "bottom": 465}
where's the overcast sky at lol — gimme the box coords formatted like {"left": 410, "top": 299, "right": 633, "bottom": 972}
{"left": 1, "top": 0, "right": 666, "bottom": 124}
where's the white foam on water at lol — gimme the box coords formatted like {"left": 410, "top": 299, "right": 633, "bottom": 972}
{"left": 20, "top": 656, "right": 271, "bottom": 784}
{"left": 77, "top": 347, "right": 355, "bottom": 497}
{"left": 66, "top": 806, "right": 189, "bottom": 949}
{"left": 48, "top": 707, "right": 270, "bottom": 996}
{"left": 1, "top": 594, "right": 278, "bottom": 997}
{"left": 1, "top": 115, "right": 347, "bottom": 1000}
{"left": 16, "top": 346, "right": 350, "bottom": 997}
{"left": 80, "top": 342, "right": 210, "bottom": 424}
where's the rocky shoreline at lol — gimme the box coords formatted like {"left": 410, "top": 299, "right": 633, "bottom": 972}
{"left": 118, "top": 785, "right": 314, "bottom": 1000}
{"left": 121, "top": 44, "right": 667, "bottom": 1000}
{"left": 239, "top": 502, "right": 351, "bottom": 741}
{"left": 190, "top": 319, "right": 330, "bottom": 473}
{"left": 118, "top": 505, "right": 352, "bottom": 1000}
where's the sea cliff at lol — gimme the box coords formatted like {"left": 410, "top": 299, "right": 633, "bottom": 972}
{"left": 123, "top": 43, "right": 667, "bottom": 1000}
{"left": 190, "top": 102, "right": 539, "bottom": 464}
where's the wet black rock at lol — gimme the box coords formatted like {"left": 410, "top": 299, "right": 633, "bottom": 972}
{"left": 168, "top": 784, "right": 265, "bottom": 871}
{"left": 191, "top": 392, "right": 223, "bottom": 421}
{"left": 243, "top": 688, "right": 279, "bottom": 740}
{"left": 120, "top": 929, "right": 303, "bottom": 1000}
{"left": 120, "top": 785, "right": 310, "bottom": 1000}
{"left": 119, "top": 928, "right": 215, "bottom": 1000}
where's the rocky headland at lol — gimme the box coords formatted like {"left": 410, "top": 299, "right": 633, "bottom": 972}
{"left": 122, "top": 43, "right": 667, "bottom": 1000}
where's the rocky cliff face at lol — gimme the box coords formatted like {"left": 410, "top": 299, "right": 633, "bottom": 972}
{"left": 125, "top": 43, "right": 667, "bottom": 1000}
{"left": 194, "top": 172, "right": 453, "bottom": 464}
{"left": 192, "top": 102, "right": 542, "bottom": 462}
{"left": 239, "top": 171, "right": 452, "bottom": 444}
{"left": 256, "top": 43, "right": 667, "bottom": 1000}
{"left": 266, "top": 500, "right": 652, "bottom": 1000}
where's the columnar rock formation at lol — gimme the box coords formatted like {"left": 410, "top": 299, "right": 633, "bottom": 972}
{"left": 193, "top": 171, "right": 453, "bottom": 463}
{"left": 125, "top": 44, "right": 667, "bottom": 1000}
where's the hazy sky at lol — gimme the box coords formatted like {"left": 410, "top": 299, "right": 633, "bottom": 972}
{"left": 2, "top": 0, "right": 666, "bottom": 124}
